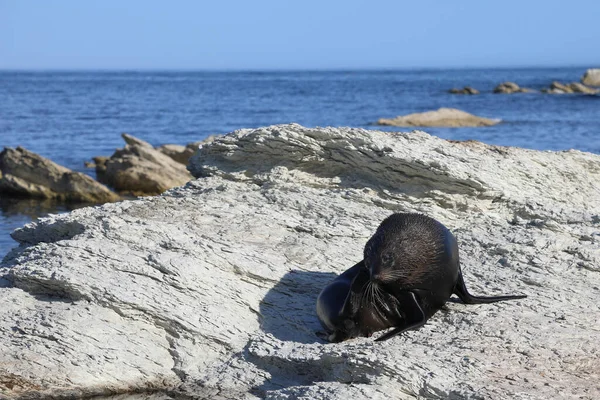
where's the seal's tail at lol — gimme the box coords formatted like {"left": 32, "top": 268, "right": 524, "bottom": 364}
{"left": 453, "top": 269, "right": 527, "bottom": 304}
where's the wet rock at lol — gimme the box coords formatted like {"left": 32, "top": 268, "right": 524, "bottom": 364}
{"left": 0, "top": 147, "right": 119, "bottom": 203}
{"left": 449, "top": 86, "right": 479, "bottom": 95}
{"left": 377, "top": 107, "right": 499, "bottom": 127}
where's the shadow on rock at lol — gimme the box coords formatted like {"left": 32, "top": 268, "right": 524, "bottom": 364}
{"left": 258, "top": 269, "right": 337, "bottom": 344}
{"left": 0, "top": 196, "right": 89, "bottom": 219}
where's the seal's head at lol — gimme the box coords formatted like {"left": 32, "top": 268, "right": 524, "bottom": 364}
{"left": 363, "top": 213, "right": 445, "bottom": 287}
{"left": 363, "top": 227, "right": 406, "bottom": 285}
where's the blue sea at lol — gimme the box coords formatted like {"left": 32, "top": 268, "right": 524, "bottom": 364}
{"left": 1, "top": 67, "right": 599, "bottom": 258}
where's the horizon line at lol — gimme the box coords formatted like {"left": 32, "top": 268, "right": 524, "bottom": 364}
{"left": 0, "top": 64, "right": 597, "bottom": 73}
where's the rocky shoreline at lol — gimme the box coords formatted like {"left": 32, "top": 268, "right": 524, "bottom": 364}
{"left": 0, "top": 133, "right": 221, "bottom": 204}
{"left": 1, "top": 124, "right": 599, "bottom": 399}
{"left": 449, "top": 69, "right": 600, "bottom": 95}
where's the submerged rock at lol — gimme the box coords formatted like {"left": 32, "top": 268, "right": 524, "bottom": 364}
{"left": 0, "top": 147, "right": 119, "bottom": 203}
{"left": 448, "top": 86, "right": 479, "bottom": 95}
{"left": 1, "top": 124, "right": 599, "bottom": 399}
{"left": 98, "top": 133, "right": 193, "bottom": 196}
{"left": 581, "top": 68, "right": 600, "bottom": 86}
{"left": 377, "top": 107, "right": 499, "bottom": 127}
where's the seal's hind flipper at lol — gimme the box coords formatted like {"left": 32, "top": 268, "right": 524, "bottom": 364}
{"left": 375, "top": 291, "right": 426, "bottom": 342}
{"left": 454, "top": 268, "right": 527, "bottom": 304}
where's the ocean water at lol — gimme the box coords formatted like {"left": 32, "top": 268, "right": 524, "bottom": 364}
{"left": 1, "top": 67, "right": 599, "bottom": 258}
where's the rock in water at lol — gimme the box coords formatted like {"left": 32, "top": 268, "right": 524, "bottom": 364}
{"left": 156, "top": 144, "right": 188, "bottom": 164}
{"left": 493, "top": 82, "right": 535, "bottom": 94}
{"left": 494, "top": 81, "right": 521, "bottom": 93}
{"left": 550, "top": 81, "right": 574, "bottom": 94}
{"left": 542, "top": 81, "right": 599, "bottom": 95}
{"left": 1, "top": 124, "right": 599, "bottom": 399}
{"left": 568, "top": 82, "right": 599, "bottom": 94}
{"left": 156, "top": 134, "right": 222, "bottom": 166}
{"left": 99, "top": 133, "right": 193, "bottom": 195}
{"left": 581, "top": 68, "right": 600, "bottom": 86}
{"left": 122, "top": 133, "right": 154, "bottom": 148}
{"left": 377, "top": 107, "right": 499, "bottom": 127}
{"left": 0, "top": 147, "right": 119, "bottom": 203}
{"left": 449, "top": 86, "right": 479, "bottom": 95}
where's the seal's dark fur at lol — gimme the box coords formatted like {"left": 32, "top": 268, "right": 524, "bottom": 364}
{"left": 316, "top": 213, "right": 526, "bottom": 342}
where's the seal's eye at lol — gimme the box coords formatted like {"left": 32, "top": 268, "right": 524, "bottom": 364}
{"left": 381, "top": 253, "right": 393, "bottom": 265}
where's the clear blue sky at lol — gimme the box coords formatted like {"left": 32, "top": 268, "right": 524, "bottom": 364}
{"left": 1, "top": 0, "right": 599, "bottom": 70}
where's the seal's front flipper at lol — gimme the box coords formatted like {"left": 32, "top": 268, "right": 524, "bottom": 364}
{"left": 454, "top": 269, "right": 527, "bottom": 304}
{"left": 316, "top": 330, "right": 330, "bottom": 341}
{"left": 375, "top": 291, "right": 426, "bottom": 342}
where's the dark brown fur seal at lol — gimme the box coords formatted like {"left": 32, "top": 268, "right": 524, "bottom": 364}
{"left": 316, "top": 213, "right": 526, "bottom": 342}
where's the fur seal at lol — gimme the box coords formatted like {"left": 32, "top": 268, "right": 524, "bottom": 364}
{"left": 316, "top": 213, "right": 526, "bottom": 342}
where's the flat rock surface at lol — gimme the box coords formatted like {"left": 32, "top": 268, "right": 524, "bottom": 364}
{"left": 1, "top": 124, "right": 599, "bottom": 399}
{"left": 377, "top": 108, "right": 500, "bottom": 127}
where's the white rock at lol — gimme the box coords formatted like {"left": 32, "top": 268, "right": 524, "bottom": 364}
{"left": 581, "top": 68, "right": 600, "bottom": 87}
{"left": 377, "top": 108, "right": 500, "bottom": 127}
{"left": 1, "top": 124, "right": 599, "bottom": 399}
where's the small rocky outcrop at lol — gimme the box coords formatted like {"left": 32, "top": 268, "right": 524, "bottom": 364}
{"left": 581, "top": 68, "right": 600, "bottom": 86}
{"left": 377, "top": 107, "right": 499, "bottom": 127}
{"left": 568, "top": 82, "right": 599, "bottom": 94}
{"left": 157, "top": 135, "right": 223, "bottom": 165}
{"left": 542, "top": 81, "right": 599, "bottom": 94}
{"left": 448, "top": 86, "right": 479, "bottom": 95}
{"left": 97, "top": 134, "right": 193, "bottom": 196}
{"left": 545, "top": 81, "right": 574, "bottom": 94}
{"left": 493, "top": 82, "right": 535, "bottom": 94}
{"left": 156, "top": 144, "right": 188, "bottom": 164}
{"left": 0, "top": 147, "right": 119, "bottom": 203}
{"left": 1, "top": 124, "right": 599, "bottom": 399}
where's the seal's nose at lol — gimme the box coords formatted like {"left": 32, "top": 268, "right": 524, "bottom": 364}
{"left": 370, "top": 265, "right": 384, "bottom": 283}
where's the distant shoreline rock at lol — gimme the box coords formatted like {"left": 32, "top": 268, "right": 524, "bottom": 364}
{"left": 541, "top": 81, "right": 599, "bottom": 94}
{"left": 0, "top": 147, "right": 120, "bottom": 203}
{"left": 493, "top": 82, "right": 535, "bottom": 94}
{"left": 96, "top": 133, "right": 194, "bottom": 196}
{"left": 449, "top": 86, "right": 479, "bottom": 95}
{"left": 156, "top": 135, "right": 222, "bottom": 166}
{"left": 581, "top": 68, "right": 600, "bottom": 87}
{"left": 0, "top": 132, "right": 218, "bottom": 205}
{"left": 377, "top": 107, "right": 500, "bottom": 127}
{"left": 452, "top": 78, "right": 598, "bottom": 95}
